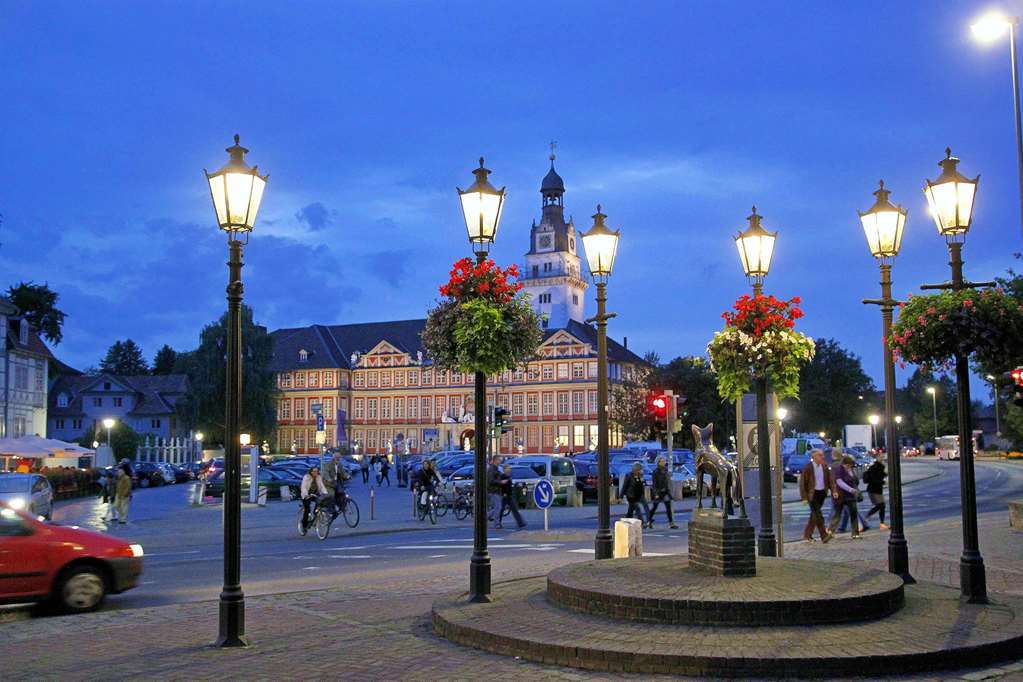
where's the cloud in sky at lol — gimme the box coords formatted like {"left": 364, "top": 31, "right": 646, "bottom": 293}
{"left": 295, "top": 202, "right": 334, "bottom": 231}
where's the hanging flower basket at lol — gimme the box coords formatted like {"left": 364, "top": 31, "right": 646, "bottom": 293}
{"left": 707, "top": 294, "right": 815, "bottom": 401}
{"left": 890, "top": 289, "right": 1023, "bottom": 373}
{"left": 421, "top": 257, "right": 543, "bottom": 376}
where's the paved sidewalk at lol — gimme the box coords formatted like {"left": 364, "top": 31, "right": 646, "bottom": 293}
{"left": 4, "top": 511, "right": 1022, "bottom": 680}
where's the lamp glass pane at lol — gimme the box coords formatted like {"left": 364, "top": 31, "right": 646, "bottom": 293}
{"left": 582, "top": 231, "right": 619, "bottom": 277}
{"left": 245, "top": 174, "right": 267, "bottom": 229}
{"left": 926, "top": 180, "right": 972, "bottom": 234}
{"left": 738, "top": 232, "right": 774, "bottom": 276}
{"left": 460, "top": 190, "right": 503, "bottom": 243}
{"left": 224, "top": 172, "right": 256, "bottom": 229}
{"left": 208, "top": 174, "right": 228, "bottom": 227}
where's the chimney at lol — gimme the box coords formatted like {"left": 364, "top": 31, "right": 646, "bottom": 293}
{"left": 623, "top": 336, "right": 628, "bottom": 349}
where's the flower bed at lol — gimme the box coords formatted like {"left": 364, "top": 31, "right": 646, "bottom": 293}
{"left": 890, "top": 289, "right": 1023, "bottom": 372}
{"left": 422, "top": 257, "right": 543, "bottom": 375}
{"left": 40, "top": 467, "right": 100, "bottom": 499}
{"left": 708, "top": 294, "right": 815, "bottom": 401}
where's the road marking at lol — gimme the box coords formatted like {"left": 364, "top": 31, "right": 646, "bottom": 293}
{"left": 318, "top": 545, "right": 369, "bottom": 551}
{"left": 391, "top": 544, "right": 538, "bottom": 550}
{"left": 328, "top": 555, "right": 372, "bottom": 559}
{"left": 568, "top": 548, "right": 595, "bottom": 554}
{"left": 144, "top": 550, "right": 200, "bottom": 558}
{"left": 302, "top": 566, "right": 320, "bottom": 570}
{"left": 429, "top": 554, "right": 448, "bottom": 558}
{"left": 644, "top": 552, "right": 674, "bottom": 557}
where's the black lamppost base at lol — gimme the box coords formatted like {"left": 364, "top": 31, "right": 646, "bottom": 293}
{"left": 469, "top": 553, "right": 492, "bottom": 603}
{"left": 215, "top": 596, "right": 248, "bottom": 648}
{"left": 961, "top": 554, "right": 988, "bottom": 604}
{"left": 757, "top": 530, "right": 776, "bottom": 558}
{"left": 887, "top": 538, "right": 915, "bottom": 584}
{"left": 595, "top": 530, "right": 613, "bottom": 560}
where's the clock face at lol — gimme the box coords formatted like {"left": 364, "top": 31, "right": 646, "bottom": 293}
{"left": 539, "top": 235, "right": 552, "bottom": 249}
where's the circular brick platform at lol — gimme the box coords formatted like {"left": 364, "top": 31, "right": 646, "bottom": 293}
{"left": 547, "top": 556, "right": 904, "bottom": 625}
{"left": 433, "top": 577, "right": 1023, "bottom": 678}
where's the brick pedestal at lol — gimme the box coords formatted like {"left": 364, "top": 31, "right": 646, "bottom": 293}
{"left": 687, "top": 510, "right": 755, "bottom": 577}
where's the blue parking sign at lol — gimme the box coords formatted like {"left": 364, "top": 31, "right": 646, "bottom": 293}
{"left": 533, "top": 479, "right": 554, "bottom": 510}
{"left": 316, "top": 414, "right": 325, "bottom": 432}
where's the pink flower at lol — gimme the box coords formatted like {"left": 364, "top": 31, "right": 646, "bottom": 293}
{"left": 963, "top": 299, "right": 973, "bottom": 308}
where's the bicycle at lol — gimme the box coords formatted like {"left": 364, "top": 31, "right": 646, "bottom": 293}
{"left": 417, "top": 488, "right": 440, "bottom": 525}
{"left": 433, "top": 491, "right": 449, "bottom": 518}
{"left": 297, "top": 496, "right": 333, "bottom": 539}
{"left": 453, "top": 487, "right": 473, "bottom": 521}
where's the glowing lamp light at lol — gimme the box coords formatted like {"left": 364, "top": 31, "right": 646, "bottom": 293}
{"left": 776, "top": 407, "right": 788, "bottom": 421}
{"left": 102, "top": 418, "right": 115, "bottom": 429}
{"left": 581, "top": 204, "right": 620, "bottom": 282}
{"left": 895, "top": 415, "right": 904, "bottom": 425}
{"left": 195, "top": 432, "right": 204, "bottom": 442}
{"left": 927, "top": 386, "right": 936, "bottom": 395}
{"left": 869, "top": 414, "right": 880, "bottom": 426}
{"left": 205, "top": 134, "right": 268, "bottom": 238}
{"left": 239, "top": 433, "right": 251, "bottom": 446}
{"left": 735, "top": 206, "right": 777, "bottom": 286}
{"left": 457, "top": 157, "right": 506, "bottom": 253}
{"left": 971, "top": 12, "right": 1012, "bottom": 42}
{"left": 923, "top": 148, "right": 979, "bottom": 243}
{"left": 859, "top": 180, "right": 907, "bottom": 260}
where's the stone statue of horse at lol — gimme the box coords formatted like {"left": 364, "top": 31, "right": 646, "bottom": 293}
{"left": 693, "top": 423, "right": 745, "bottom": 517}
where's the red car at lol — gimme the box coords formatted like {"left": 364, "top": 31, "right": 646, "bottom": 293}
{"left": 0, "top": 503, "right": 143, "bottom": 613}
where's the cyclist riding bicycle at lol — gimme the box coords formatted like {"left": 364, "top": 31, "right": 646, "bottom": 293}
{"left": 300, "top": 465, "right": 330, "bottom": 531}
{"left": 322, "top": 451, "right": 352, "bottom": 515}
{"left": 415, "top": 459, "right": 440, "bottom": 510}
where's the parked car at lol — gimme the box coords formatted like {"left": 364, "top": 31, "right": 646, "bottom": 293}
{"left": 674, "top": 464, "right": 698, "bottom": 497}
{"left": 0, "top": 474, "right": 54, "bottom": 520}
{"left": 204, "top": 468, "right": 301, "bottom": 499}
{"left": 901, "top": 446, "right": 921, "bottom": 457}
{"left": 0, "top": 503, "right": 143, "bottom": 613}
{"left": 784, "top": 452, "right": 811, "bottom": 482}
{"left": 574, "top": 460, "right": 598, "bottom": 500}
{"left": 437, "top": 454, "right": 476, "bottom": 478}
{"left": 505, "top": 456, "right": 576, "bottom": 503}
{"left": 134, "top": 462, "right": 173, "bottom": 488}
{"left": 440, "top": 464, "right": 475, "bottom": 497}
{"left": 169, "top": 464, "right": 193, "bottom": 483}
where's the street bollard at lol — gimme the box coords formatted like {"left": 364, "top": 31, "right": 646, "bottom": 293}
{"left": 370, "top": 487, "right": 375, "bottom": 521}
{"left": 192, "top": 479, "right": 206, "bottom": 506}
{"left": 257, "top": 486, "right": 268, "bottom": 507}
{"left": 411, "top": 490, "right": 417, "bottom": 519}
{"left": 614, "top": 518, "right": 643, "bottom": 558}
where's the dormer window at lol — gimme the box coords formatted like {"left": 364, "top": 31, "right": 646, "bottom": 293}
{"left": 19, "top": 319, "right": 28, "bottom": 345}
{"left": 299, "top": 349, "right": 308, "bottom": 363}
{"left": 103, "top": 382, "right": 111, "bottom": 390}
{"left": 57, "top": 392, "right": 68, "bottom": 408}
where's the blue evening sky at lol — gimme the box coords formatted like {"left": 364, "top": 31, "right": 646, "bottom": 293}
{"left": 2, "top": 1, "right": 1019, "bottom": 396}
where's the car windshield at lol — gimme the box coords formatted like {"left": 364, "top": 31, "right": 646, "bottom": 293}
{"left": 551, "top": 460, "right": 574, "bottom": 476}
{"left": 509, "top": 466, "right": 536, "bottom": 480}
{"left": 0, "top": 478, "right": 30, "bottom": 493}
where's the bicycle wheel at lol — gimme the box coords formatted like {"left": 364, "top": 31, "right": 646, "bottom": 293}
{"left": 343, "top": 498, "right": 360, "bottom": 528}
{"left": 428, "top": 503, "right": 437, "bottom": 525}
{"left": 315, "top": 508, "right": 332, "bottom": 540}
{"left": 434, "top": 492, "right": 449, "bottom": 518}
{"left": 453, "top": 496, "right": 470, "bottom": 521}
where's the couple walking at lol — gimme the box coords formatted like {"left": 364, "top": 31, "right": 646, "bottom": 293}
{"left": 622, "top": 457, "right": 677, "bottom": 529}
{"left": 486, "top": 456, "right": 526, "bottom": 529}
{"left": 800, "top": 448, "right": 888, "bottom": 542}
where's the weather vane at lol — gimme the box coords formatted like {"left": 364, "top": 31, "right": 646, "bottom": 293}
{"left": 549, "top": 140, "right": 557, "bottom": 162}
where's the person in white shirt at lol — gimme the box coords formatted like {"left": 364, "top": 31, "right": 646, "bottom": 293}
{"left": 300, "top": 466, "right": 329, "bottom": 534}
{"left": 799, "top": 449, "right": 835, "bottom": 542}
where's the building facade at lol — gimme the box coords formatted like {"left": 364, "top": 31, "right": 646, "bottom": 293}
{"left": 48, "top": 373, "right": 189, "bottom": 443}
{"left": 0, "top": 299, "right": 52, "bottom": 439}
{"left": 269, "top": 157, "right": 644, "bottom": 455}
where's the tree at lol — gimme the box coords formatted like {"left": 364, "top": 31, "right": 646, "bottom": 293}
{"left": 175, "top": 305, "right": 278, "bottom": 445}
{"left": 6, "top": 281, "right": 66, "bottom": 345}
{"left": 896, "top": 368, "right": 958, "bottom": 445}
{"left": 151, "top": 344, "right": 178, "bottom": 375}
{"left": 611, "top": 366, "right": 656, "bottom": 441}
{"left": 656, "top": 356, "right": 734, "bottom": 450}
{"left": 781, "top": 338, "right": 875, "bottom": 441}
{"left": 77, "top": 421, "right": 141, "bottom": 461}
{"left": 99, "top": 339, "right": 149, "bottom": 375}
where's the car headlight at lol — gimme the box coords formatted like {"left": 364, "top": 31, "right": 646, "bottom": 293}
{"left": 129, "top": 544, "right": 144, "bottom": 558}
{"left": 7, "top": 497, "right": 26, "bottom": 510}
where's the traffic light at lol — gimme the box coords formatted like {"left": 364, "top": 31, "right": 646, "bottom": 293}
{"left": 649, "top": 393, "right": 669, "bottom": 420}
{"left": 676, "top": 394, "right": 689, "bottom": 418}
{"left": 1011, "top": 367, "right": 1023, "bottom": 408}
{"left": 494, "top": 406, "right": 511, "bottom": 434}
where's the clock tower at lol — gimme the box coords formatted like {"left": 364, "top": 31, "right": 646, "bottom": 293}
{"left": 520, "top": 148, "right": 588, "bottom": 328}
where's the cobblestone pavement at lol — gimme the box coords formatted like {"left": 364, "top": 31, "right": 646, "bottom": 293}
{"left": 4, "top": 511, "right": 1022, "bottom": 680}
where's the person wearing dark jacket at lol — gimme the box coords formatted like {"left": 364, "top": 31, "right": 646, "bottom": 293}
{"left": 828, "top": 455, "right": 862, "bottom": 538}
{"left": 623, "top": 462, "right": 652, "bottom": 528}
{"left": 863, "top": 453, "right": 889, "bottom": 530}
{"left": 486, "top": 456, "right": 502, "bottom": 524}
{"left": 799, "top": 448, "right": 835, "bottom": 543}
{"left": 496, "top": 463, "right": 526, "bottom": 529}
{"left": 647, "top": 456, "right": 677, "bottom": 529}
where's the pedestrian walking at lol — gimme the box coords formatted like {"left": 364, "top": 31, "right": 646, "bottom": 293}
{"left": 379, "top": 457, "right": 391, "bottom": 486}
{"left": 113, "top": 463, "right": 132, "bottom": 525}
{"left": 647, "top": 456, "right": 677, "bottom": 529}
{"left": 828, "top": 455, "right": 862, "bottom": 538}
{"left": 799, "top": 448, "right": 834, "bottom": 543}
{"left": 837, "top": 465, "right": 871, "bottom": 533}
{"left": 101, "top": 469, "right": 118, "bottom": 521}
{"left": 623, "top": 462, "right": 651, "bottom": 528}
{"left": 496, "top": 463, "right": 525, "bottom": 529}
{"left": 373, "top": 457, "right": 383, "bottom": 485}
{"left": 360, "top": 455, "right": 370, "bottom": 484}
{"left": 863, "top": 452, "right": 889, "bottom": 530}
{"left": 486, "top": 455, "right": 502, "bottom": 523}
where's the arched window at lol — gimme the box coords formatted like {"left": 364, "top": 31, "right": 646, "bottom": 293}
{"left": 57, "top": 392, "right": 68, "bottom": 408}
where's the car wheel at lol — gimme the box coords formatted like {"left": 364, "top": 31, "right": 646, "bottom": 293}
{"left": 57, "top": 565, "right": 107, "bottom": 613}
{"left": 139, "top": 477, "right": 150, "bottom": 488}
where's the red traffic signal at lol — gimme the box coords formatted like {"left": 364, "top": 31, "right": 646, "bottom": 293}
{"left": 1012, "top": 367, "right": 1023, "bottom": 386}
{"left": 650, "top": 393, "right": 669, "bottom": 419}
{"left": 1012, "top": 367, "right": 1023, "bottom": 408}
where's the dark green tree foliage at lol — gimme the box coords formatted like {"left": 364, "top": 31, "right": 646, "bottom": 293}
{"left": 7, "top": 281, "right": 66, "bottom": 345}
{"left": 895, "top": 368, "right": 958, "bottom": 444}
{"left": 611, "top": 365, "right": 657, "bottom": 441}
{"left": 100, "top": 339, "right": 149, "bottom": 375}
{"left": 656, "top": 356, "right": 734, "bottom": 450}
{"left": 77, "top": 420, "right": 141, "bottom": 461}
{"left": 781, "top": 338, "right": 875, "bottom": 440}
{"left": 151, "top": 344, "right": 178, "bottom": 375}
{"left": 174, "top": 305, "right": 278, "bottom": 446}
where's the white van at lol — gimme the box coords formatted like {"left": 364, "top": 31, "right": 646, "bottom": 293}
{"left": 505, "top": 455, "right": 576, "bottom": 503}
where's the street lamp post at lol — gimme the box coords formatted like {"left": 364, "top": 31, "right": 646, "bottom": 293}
{"left": 457, "top": 157, "right": 506, "bottom": 602}
{"left": 922, "top": 148, "right": 992, "bottom": 604}
{"left": 858, "top": 179, "right": 913, "bottom": 582}
{"left": 926, "top": 386, "right": 938, "bottom": 441}
{"left": 734, "top": 206, "right": 778, "bottom": 557}
{"left": 986, "top": 374, "right": 1002, "bottom": 436}
{"left": 868, "top": 414, "right": 880, "bottom": 451}
{"left": 205, "top": 134, "right": 268, "bottom": 646}
{"left": 195, "top": 432, "right": 204, "bottom": 462}
{"left": 581, "top": 205, "right": 620, "bottom": 560}
{"left": 972, "top": 12, "right": 1023, "bottom": 240}
{"left": 102, "top": 418, "right": 116, "bottom": 459}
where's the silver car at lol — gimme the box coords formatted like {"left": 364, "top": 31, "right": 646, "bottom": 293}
{"left": 0, "top": 473, "right": 53, "bottom": 520}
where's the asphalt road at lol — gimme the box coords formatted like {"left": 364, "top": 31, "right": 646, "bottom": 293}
{"left": 32, "top": 458, "right": 1023, "bottom": 615}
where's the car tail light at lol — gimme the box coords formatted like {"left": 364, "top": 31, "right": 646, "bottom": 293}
{"left": 115, "top": 544, "right": 145, "bottom": 558}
